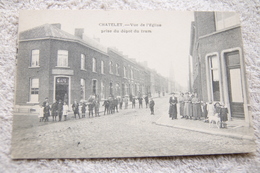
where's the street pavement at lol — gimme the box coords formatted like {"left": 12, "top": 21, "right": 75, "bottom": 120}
{"left": 11, "top": 96, "right": 255, "bottom": 159}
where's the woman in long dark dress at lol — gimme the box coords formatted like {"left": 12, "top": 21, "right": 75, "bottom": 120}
{"left": 192, "top": 92, "right": 202, "bottom": 120}
{"left": 179, "top": 93, "right": 185, "bottom": 118}
{"left": 169, "top": 93, "right": 178, "bottom": 119}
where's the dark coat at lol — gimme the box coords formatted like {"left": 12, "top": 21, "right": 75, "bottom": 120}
{"left": 149, "top": 100, "right": 155, "bottom": 108}
{"left": 57, "top": 102, "right": 63, "bottom": 113}
{"left": 43, "top": 105, "right": 50, "bottom": 116}
{"left": 82, "top": 103, "right": 86, "bottom": 113}
{"left": 72, "top": 103, "right": 79, "bottom": 113}
{"left": 169, "top": 96, "right": 178, "bottom": 118}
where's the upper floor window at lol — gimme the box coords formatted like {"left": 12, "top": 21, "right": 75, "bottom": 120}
{"left": 92, "top": 58, "right": 97, "bottom": 72}
{"left": 81, "top": 54, "right": 85, "bottom": 70}
{"left": 215, "top": 12, "right": 240, "bottom": 31}
{"left": 109, "top": 61, "right": 113, "bottom": 74}
{"left": 131, "top": 69, "right": 134, "bottom": 79}
{"left": 116, "top": 64, "right": 119, "bottom": 75}
{"left": 31, "top": 50, "right": 40, "bottom": 67}
{"left": 57, "top": 50, "right": 68, "bottom": 67}
{"left": 123, "top": 66, "right": 127, "bottom": 78}
{"left": 101, "top": 61, "right": 104, "bottom": 74}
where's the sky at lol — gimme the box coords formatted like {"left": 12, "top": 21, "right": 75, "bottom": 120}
{"left": 19, "top": 10, "right": 194, "bottom": 89}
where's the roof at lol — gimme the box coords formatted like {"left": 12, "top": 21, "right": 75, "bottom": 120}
{"left": 19, "top": 24, "right": 107, "bottom": 54}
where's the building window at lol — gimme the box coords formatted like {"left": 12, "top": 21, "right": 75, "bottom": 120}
{"left": 116, "top": 64, "right": 119, "bottom": 75}
{"left": 109, "top": 61, "right": 113, "bottom": 74}
{"left": 57, "top": 50, "right": 68, "bottom": 67}
{"left": 100, "top": 80, "right": 105, "bottom": 99}
{"left": 80, "top": 79, "right": 85, "bottom": 100}
{"left": 215, "top": 12, "right": 240, "bottom": 31}
{"left": 123, "top": 66, "right": 127, "bottom": 78}
{"left": 92, "top": 58, "right": 97, "bottom": 72}
{"left": 31, "top": 50, "right": 40, "bottom": 67}
{"left": 131, "top": 69, "right": 133, "bottom": 79}
{"left": 109, "top": 82, "right": 113, "bottom": 95}
{"left": 30, "top": 78, "right": 39, "bottom": 102}
{"left": 81, "top": 54, "right": 85, "bottom": 70}
{"left": 101, "top": 60, "right": 104, "bottom": 74}
{"left": 208, "top": 55, "right": 220, "bottom": 101}
{"left": 115, "top": 83, "right": 120, "bottom": 96}
{"left": 92, "top": 79, "right": 97, "bottom": 95}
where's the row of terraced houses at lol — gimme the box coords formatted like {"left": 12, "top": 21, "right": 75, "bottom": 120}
{"left": 15, "top": 24, "right": 168, "bottom": 112}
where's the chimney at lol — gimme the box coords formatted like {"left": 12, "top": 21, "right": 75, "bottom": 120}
{"left": 74, "top": 28, "right": 84, "bottom": 39}
{"left": 51, "top": 23, "right": 61, "bottom": 29}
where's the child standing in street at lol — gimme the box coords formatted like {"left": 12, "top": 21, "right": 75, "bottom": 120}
{"left": 149, "top": 98, "right": 155, "bottom": 115}
{"left": 63, "top": 102, "right": 69, "bottom": 121}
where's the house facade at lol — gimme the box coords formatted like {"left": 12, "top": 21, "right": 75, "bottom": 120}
{"left": 189, "top": 12, "right": 251, "bottom": 125}
{"left": 15, "top": 24, "right": 167, "bottom": 112}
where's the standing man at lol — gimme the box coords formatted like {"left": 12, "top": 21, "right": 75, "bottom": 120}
{"left": 132, "top": 97, "right": 136, "bottom": 108}
{"left": 149, "top": 98, "right": 155, "bottom": 115}
{"left": 57, "top": 99, "right": 63, "bottom": 121}
{"left": 51, "top": 100, "right": 58, "bottom": 121}
{"left": 81, "top": 102, "right": 86, "bottom": 118}
{"left": 43, "top": 102, "right": 50, "bottom": 122}
{"left": 114, "top": 97, "right": 119, "bottom": 113}
{"left": 103, "top": 99, "right": 110, "bottom": 115}
{"left": 138, "top": 97, "right": 143, "bottom": 108}
{"left": 144, "top": 95, "right": 149, "bottom": 108}
{"left": 72, "top": 99, "right": 80, "bottom": 119}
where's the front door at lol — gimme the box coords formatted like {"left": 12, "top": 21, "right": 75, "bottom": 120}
{"left": 225, "top": 51, "right": 244, "bottom": 118}
{"left": 55, "top": 77, "right": 69, "bottom": 103}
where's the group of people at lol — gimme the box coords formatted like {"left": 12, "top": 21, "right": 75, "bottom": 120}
{"left": 168, "top": 92, "right": 228, "bottom": 128}
{"left": 40, "top": 94, "right": 156, "bottom": 123}
{"left": 40, "top": 95, "right": 101, "bottom": 122}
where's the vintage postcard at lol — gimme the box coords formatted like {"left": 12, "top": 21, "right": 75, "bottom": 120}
{"left": 12, "top": 10, "right": 255, "bottom": 159}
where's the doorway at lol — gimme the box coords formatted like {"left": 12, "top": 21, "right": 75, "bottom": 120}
{"left": 225, "top": 51, "right": 244, "bottom": 118}
{"left": 55, "top": 77, "right": 69, "bottom": 103}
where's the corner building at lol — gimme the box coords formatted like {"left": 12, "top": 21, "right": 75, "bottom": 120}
{"left": 15, "top": 24, "right": 166, "bottom": 111}
{"left": 189, "top": 12, "right": 251, "bottom": 125}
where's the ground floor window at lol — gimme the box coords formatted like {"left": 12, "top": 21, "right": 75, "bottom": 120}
{"left": 80, "top": 79, "right": 85, "bottom": 100}
{"left": 30, "top": 78, "right": 39, "bottom": 102}
{"left": 100, "top": 80, "right": 105, "bottom": 99}
{"left": 92, "top": 80, "right": 97, "bottom": 95}
{"left": 109, "top": 82, "right": 113, "bottom": 95}
{"left": 115, "top": 83, "right": 120, "bottom": 96}
{"left": 208, "top": 55, "right": 220, "bottom": 101}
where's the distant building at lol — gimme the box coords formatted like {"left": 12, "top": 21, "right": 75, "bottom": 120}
{"left": 15, "top": 24, "right": 168, "bottom": 112}
{"left": 189, "top": 12, "right": 251, "bottom": 125}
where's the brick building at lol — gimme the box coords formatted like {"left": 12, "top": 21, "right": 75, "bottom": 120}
{"left": 15, "top": 24, "right": 167, "bottom": 112}
{"left": 189, "top": 12, "right": 251, "bottom": 125}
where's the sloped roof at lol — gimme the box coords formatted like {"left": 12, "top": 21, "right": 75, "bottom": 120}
{"left": 19, "top": 24, "right": 77, "bottom": 40}
{"left": 19, "top": 24, "right": 107, "bottom": 54}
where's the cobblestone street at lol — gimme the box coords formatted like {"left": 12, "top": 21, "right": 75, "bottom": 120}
{"left": 11, "top": 97, "right": 255, "bottom": 159}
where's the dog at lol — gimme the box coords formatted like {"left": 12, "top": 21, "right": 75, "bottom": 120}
{"left": 208, "top": 114, "right": 221, "bottom": 129}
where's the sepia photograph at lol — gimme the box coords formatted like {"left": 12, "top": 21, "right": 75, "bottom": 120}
{"left": 11, "top": 10, "right": 255, "bottom": 159}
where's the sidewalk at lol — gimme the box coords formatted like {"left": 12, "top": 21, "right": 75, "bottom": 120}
{"left": 155, "top": 115, "right": 255, "bottom": 141}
